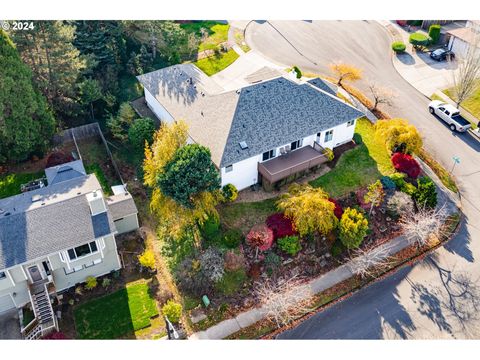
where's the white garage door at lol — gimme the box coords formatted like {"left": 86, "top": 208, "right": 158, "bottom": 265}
{"left": 0, "top": 294, "right": 15, "bottom": 314}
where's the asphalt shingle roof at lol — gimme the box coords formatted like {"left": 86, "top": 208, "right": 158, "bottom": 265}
{"left": 106, "top": 193, "right": 138, "bottom": 220}
{"left": 220, "top": 78, "right": 363, "bottom": 166}
{"left": 0, "top": 175, "right": 115, "bottom": 269}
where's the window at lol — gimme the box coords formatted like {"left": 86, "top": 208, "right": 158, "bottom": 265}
{"left": 225, "top": 165, "right": 233, "bottom": 173}
{"left": 291, "top": 139, "right": 302, "bottom": 151}
{"left": 347, "top": 120, "right": 355, "bottom": 127}
{"left": 67, "top": 241, "right": 99, "bottom": 261}
{"left": 0, "top": 271, "right": 6, "bottom": 280}
{"left": 262, "top": 149, "right": 276, "bottom": 161}
{"left": 325, "top": 130, "right": 334, "bottom": 142}
{"left": 445, "top": 110, "right": 450, "bottom": 116}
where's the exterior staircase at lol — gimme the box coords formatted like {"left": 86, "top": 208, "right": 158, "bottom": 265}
{"left": 22, "top": 281, "right": 56, "bottom": 340}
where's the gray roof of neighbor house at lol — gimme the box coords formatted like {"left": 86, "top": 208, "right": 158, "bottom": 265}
{"left": 44, "top": 160, "right": 86, "bottom": 185}
{"left": 137, "top": 64, "right": 363, "bottom": 168}
{"left": 0, "top": 174, "right": 117, "bottom": 269}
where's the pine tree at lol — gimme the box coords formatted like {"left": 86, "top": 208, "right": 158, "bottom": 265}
{"left": 11, "top": 21, "right": 87, "bottom": 118}
{"left": 0, "top": 30, "right": 56, "bottom": 163}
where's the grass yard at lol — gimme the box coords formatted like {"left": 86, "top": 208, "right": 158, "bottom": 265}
{"left": 443, "top": 81, "right": 480, "bottom": 122}
{"left": 194, "top": 49, "right": 239, "bottom": 76}
{"left": 0, "top": 172, "right": 45, "bottom": 199}
{"left": 180, "top": 21, "right": 229, "bottom": 52}
{"left": 85, "top": 163, "right": 112, "bottom": 196}
{"left": 310, "top": 117, "right": 395, "bottom": 197}
{"left": 219, "top": 197, "right": 277, "bottom": 234}
{"left": 74, "top": 281, "right": 159, "bottom": 339}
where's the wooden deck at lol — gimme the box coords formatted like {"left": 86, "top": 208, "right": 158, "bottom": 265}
{"left": 258, "top": 144, "right": 328, "bottom": 184}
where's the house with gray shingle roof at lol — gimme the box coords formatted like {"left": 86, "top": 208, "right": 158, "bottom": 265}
{"left": 0, "top": 160, "right": 139, "bottom": 338}
{"left": 137, "top": 64, "right": 363, "bottom": 190}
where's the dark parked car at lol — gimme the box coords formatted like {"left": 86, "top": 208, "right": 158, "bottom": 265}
{"left": 430, "top": 48, "right": 455, "bottom": 61}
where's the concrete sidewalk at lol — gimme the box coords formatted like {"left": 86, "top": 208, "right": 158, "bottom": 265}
{"left": 378, "top": 20, "right": 459, "bottom": 98}
{"left": 189, "top": 163, "right": 460, "bottom": 339}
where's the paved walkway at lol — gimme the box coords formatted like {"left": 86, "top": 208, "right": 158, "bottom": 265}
{"left": 189, "top": 163, "right": 460, "bottom": 339}
{"left": 378, "top": 20, "right": 459, "bottom": 98}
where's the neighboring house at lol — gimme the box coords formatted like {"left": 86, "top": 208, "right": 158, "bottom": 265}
{"left": 0, "top": 160, "right": 139, "bottom": 338}
{"left": 447, "top": 20, "right": 480, "bottom": 58}
{"left": 137, "top": 64, "right": 363, "bottom": 191}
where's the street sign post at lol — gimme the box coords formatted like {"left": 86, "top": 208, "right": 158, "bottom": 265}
{"left": 450, "top": 156, "right": 460, "bottom": 174}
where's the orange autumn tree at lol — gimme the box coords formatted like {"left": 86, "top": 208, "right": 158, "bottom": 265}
{"left": 329, "top": 62, "right": 363, "bottom": 87}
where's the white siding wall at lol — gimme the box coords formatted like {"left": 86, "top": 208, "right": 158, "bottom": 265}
{"left": 221, "top": 154, "right": 263, "bottom": 191}
{"left": 220, "top": 120, "right": 357, "bottom": 190}
{"left": 114, "top": 213, "right": 140, "bottom": 235}
{"left": 449, "top": 37, "right": 470, "bottom": 58}
{"left": 144, "top": 88, "right": 174, "bottom": 124}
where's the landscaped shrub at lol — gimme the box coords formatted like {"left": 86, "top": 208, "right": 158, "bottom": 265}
{"left": 41, "top": 331, "right": 68, "bottom": 340}
{"left": 331, "top": 239, "right": 346, "bottom": 257}
{"left": 391, "top": 152, "right": 421, "bottom": 179}
{"left": 200, "top": 213, "right": 221, "bottom": 243}
{"left": 221, "top": 183, "right": 238, "bottom": 202}
{"left": 46, "top": 152, "right": 74, "bottom": 168}
{"left": 364, "top": 180, "right": 385, "bottom": 215}
{"left": 324, "top": 148, "right": 334, "bottom": 161}
{"left": 387, "top": 191, "right": 414, "bottom": 220}
{"left": 409, "top": 32, "right": 430, "bottom": 49}
{"left": 247, "top": 224, "right": 274, "bottom": 258}
{"left": 428, "top": 24, "right": 441, "bottom": 44}
{"left": 380, "top": 176, "right": 396, "bottom": 191}
{"left": 407, "top": 20, "right": 423, "bottom": 26}
{"left": 222, "top": 228, "right": 243, "bottom": 249}
{"left": 413, "top": 176, "right": 437, "bottom": 209}
{"left": 224, "top": 250, "right": 246, "bottom": 271}
{"left": 338, "top": 207, "right": 369, "bottom": 249}
{"left": 138, "top": 249, "right": 156, "bottom": 270}
{"left": 85, "top": 276, "right": 97, "bottom": 290}
{"left": 374, "top": 118, "right": 423, "bottom": 155}
{"left": 353, "top": 133, "right": 363, "bottom": 145}
{"left": 128, "top": 117, "right": 156, "bottom": 152}
{"left": 264, "top": 252, "right": 282, "bottom": 274}
{"left": 101, "top": 278, "right": 111, "bottom": 288}
{"left": 175, "top": 258, "right": 211, "bottom": 297}
{"left": 293, "top": 66, "right": 302, "bottom": 79}
{"left": 265, "top": 213, "right": 296, "bottom": 240}
{"left": 277, "top": 235, "right": 302, "bottom": 256}
{"left": 391, "top": 41, "right": 407, "bottom": 53}
{"left": 162, "top": 300, "right": 183, "bottom": 323}
{"left": 328, "top": 198, "right": 344, "bottom": 219}
{"left": 199, "top": 247, "right": 225, "bottom": 282}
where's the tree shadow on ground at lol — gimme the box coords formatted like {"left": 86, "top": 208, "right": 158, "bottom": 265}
{"left": 443, "top": 216, "right": 474, "bottom": 263}
{"left": 396, "top": 52, "right": 416, "bottom": 65}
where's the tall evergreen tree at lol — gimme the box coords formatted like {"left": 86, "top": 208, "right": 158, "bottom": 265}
{"left": 10, "top": 21, "right": 88, "bottom": 118}
{"left": 0, "top": 30, "right": 56, "bottom": 163}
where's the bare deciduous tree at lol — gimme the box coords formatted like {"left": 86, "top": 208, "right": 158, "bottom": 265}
{"left": 255, "top": 277, "right": 312, "bottom": 328}
{"left": 451, "top": 33, "right": 480, "bottom": 108}
{"left": 368, "top": 82, "right": 397, "bottom": 111}
{"left": 400, "top": 206, "right": 447, "bottom": 248}
{"left": 347, "top": 243, "right": 395, "bottom": 278}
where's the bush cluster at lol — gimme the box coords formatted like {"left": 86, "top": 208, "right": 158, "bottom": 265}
{"left": 409, "top": 32, "right": 430, "bottom": 48}
{"left": 221, "top": 183, "right": 238, "bottom": 202}
{"left": 293, "top": 66, "right": 302, "bottom": 79}
{"left": 428, "top": 24, "right": 441, "bottom": 44}
{"left": 338, "top": 207, "right": 369, "bottom": 249}
{"left": 328, "top": 198, "right": 344, "bottom": 219}
{"left": 265, "top": 213, "right": 296, "bottom": 240}
{"left": 380, "top": 175, "right": 397, "bottom": 190}
{"left": 391, "top": 152, "right": 421, "bottom": 179}
{"left": 277, "top": 235, "right": 302, "bottom": 256}
{"left": 162, "top": 300, "right": 183, "bottom": 323}
{"left": 413, "top": 176, "right": 438, "bottom": 209}
{"left": 324, "top": 148, "right": 334, "bottom": 161}
{"left": 391, "top": 41, "right": 406, "bottom": 53}
{"left": 222, "top": 228, "right": 243, "bottom": 249}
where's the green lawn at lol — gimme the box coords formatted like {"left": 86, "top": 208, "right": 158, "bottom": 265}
{"left": 219, "top": 197, "right": 277, "bottom": 234}
{"left": 194, "top": 49, "right": 239, "bottom": 76}
{"left": 309, "top": 118, "right": 394, "bottom": 197}
{"left": 0, "top": 172, "right": 45, "bottom": 199}
{"left": 443, "top": 82, "right": 480, "bottom": 126}
{"left": 180, "top": 21, "right": 229, "bottom": 52}
{"left": 74, "top": 281, "right": 159, "bottom": 339}
{"left": 84, "top": 163, "right": 112, "bottom": 196}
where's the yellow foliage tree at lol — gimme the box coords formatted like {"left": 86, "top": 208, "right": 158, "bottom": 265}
{"left": 138, "top": 249, "right": 156, "bottom": 270}
{"left": 374, "top": 118, "right": 423, "bottom": 154}
{"left": 277, "top": 184, "right": 338, "bottom": 236}
{"left": 329, "top": 62, "right": 363, "bottom": 87}
{"left": 143, "top": 119, "right": 220, "bottom": 240}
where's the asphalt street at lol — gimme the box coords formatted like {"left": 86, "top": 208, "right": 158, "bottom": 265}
{"left": 245, "top": 20, "right": 480, "bottom": 339}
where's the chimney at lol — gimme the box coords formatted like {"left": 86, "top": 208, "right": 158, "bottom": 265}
{"left": 86, "top": 190, "right": 107, "bottom": 216}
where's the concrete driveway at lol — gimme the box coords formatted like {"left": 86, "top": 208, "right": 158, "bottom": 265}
{"left": 0, "top": 309, "right": 22, "bottom": 339}
{"left": 246, "top": 20, "right": 480, "bottom": 339}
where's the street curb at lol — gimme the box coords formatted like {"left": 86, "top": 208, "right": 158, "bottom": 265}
{"left": 262, "top": 211, "right": 464, "bottom": 340}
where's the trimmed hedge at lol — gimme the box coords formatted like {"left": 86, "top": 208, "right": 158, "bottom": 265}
{"left": 428, "top": 24, "right": 441, "bottom": 44}
{"left": 392, "top": 41, "right": 406, "bottom": 53}
{"left": 409, "top": 32, "right": 430, "bottom": 48}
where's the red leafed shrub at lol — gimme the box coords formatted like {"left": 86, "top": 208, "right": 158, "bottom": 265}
{"left": 42, "top": 331, "right": 68, "bottom": 340}
{"left": 265, "top": 213, "right": 296, "bottom": 240}
{"left": 46, "top": 152, "right": 74, "bottom": 168}
{"left": 355, "top": 189, "right": 371, "bottom": 211}
{"left": 247, "top": 224, "right": 274, "bottom": 252}
{"left": 391, "top": 152, "right": 421, "bottom": 179}
{"left": 328, "top": 198, "right": 344, "bottom": 219}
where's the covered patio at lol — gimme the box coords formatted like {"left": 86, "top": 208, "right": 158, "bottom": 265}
{"left": 258, "top": 144, "right": 328, "bottom": 189}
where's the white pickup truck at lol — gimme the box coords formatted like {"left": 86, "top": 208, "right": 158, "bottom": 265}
{"left": 428, "top": 100, "right": 472, "bottom": 132}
